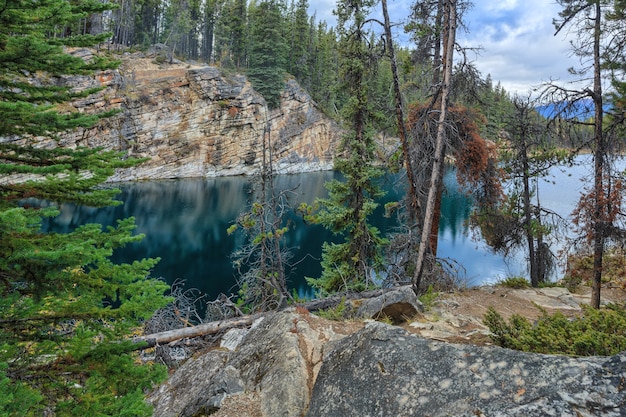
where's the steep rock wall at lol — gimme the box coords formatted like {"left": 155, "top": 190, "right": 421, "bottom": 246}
{"left": 58, "top": 50, "right": 340, "bottom": 180}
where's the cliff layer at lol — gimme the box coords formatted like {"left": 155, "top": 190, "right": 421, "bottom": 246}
{"left": 57, "top": 49, "right": 340, "bottom": 180}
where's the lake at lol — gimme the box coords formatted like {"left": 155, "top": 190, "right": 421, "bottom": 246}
{"left": 43, "top": 155, "right": 609, "bottom": 299}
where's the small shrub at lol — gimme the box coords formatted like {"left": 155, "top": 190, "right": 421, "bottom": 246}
{"left": 563, "top": 248, "right": 626, "bottom": 290}
{"left": 418, "top": 285, "right": 439, "bottom": 311}
{"left": 497, "top": 276, "right": 529, "bottom": 289}
{"left": 483, "top": 303, "right": 626, "bottom": 356}
{"left": 316, "top": 297, "right": 349, "bottom": 321}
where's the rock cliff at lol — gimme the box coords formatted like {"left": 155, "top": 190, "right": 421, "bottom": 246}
{"left": 57, "top": 49, "right": 340, "bottom": 180}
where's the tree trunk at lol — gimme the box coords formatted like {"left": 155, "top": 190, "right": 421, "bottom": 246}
{"left": 133, "top": 314, "right": 263, "bottom": 349}
{"left": 381, "top": 0, "right": 419, "bottom": 228}
{"left": 591, "top": 0, "right": 604, "bottom": 309}
{"left": 412, "top": 0, "right": 456, "bottom": 294}
{"left": 521, "top": 143, "right": 539, "bottom": 287}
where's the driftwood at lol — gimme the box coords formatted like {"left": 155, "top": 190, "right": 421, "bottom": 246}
{"left": 134, "top": 314, "right": 263, "bottom": 349}
{"left": 134, "top": 288, "right": 398, "bottom": 349}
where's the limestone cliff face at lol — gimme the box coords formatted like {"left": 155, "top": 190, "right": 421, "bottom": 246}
{"left": 59, "top": 50, "right": 340, "bottom": 180}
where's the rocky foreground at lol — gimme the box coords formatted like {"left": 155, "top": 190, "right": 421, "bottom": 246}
{"left": 148, "top": 286, "right": 626, "bottom": 416}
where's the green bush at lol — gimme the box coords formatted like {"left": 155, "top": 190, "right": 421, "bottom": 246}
{"left": 418, "top": 285, "right": 439, "bottom": 311}
{"left": 497, "top": 276, "right": 530, "bottom": 289}
{"left": 316, "top": 297, "right": 349, "bottom": 321}
{"left": 483, "top": 304, "right": 626, "bottom": 356}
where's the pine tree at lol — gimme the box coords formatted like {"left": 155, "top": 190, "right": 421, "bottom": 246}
{"left": 309, "top": 21, "right": 340, "bottom": 116}
{"left": 474, "top": 98, "right": 568, "bottom": 287}
{"left": 308, "top": 0, "right": 387, "bottom": 294}
{"left": 287, "top": 0, "right": 311, "bottom": 86}
{"left": 0, "top": 0, "right": 171, "bottom": 414}
{"left": 214, "top": 0, "right": 248, "bottom": 68}
{"left": 247, "top": 0, "right": 288, "bottom": 109}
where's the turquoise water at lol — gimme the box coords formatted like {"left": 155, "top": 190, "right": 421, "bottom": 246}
{"left": 45, "top": 158, "right": 606, "bottom": 299}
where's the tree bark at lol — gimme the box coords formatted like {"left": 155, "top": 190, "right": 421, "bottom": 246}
{"left": 591, "top": 0, "right": 604, "bottom": 309}
{"left": 412, "top": 0, "right": 456, "bottom": 295}
{"left": 133, "top": 314, "right": 263, "bottom": 349}
{"left": 133, "top": 288, "right": 397, "bottom": 349}
{"left": 381, "top": 0, "right": 419, "bottom": 228}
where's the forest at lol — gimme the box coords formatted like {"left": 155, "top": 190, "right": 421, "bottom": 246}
{"left": 1, "top": 0, "right": 626, "bottom": 415}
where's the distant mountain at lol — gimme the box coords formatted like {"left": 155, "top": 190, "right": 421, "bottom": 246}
{"left": 536, "top": 98, "right": 612, "bottom": 120}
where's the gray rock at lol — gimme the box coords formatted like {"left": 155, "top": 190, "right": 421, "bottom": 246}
{"left": 228, "top": 312, "right": 311, "bottom": 417}
{"left": 306, "top": 321, "right": 626, "bottom": 417}
{"left": 220, "top": 327, "right": 249, "bottom": 351}
{"left": 149, "top": 312, "right": 327, "bottom": 417}
{"left": 149, "top": 349, "right": 242, "bottom": 417}
{"left": 355, "top": 285, "right": 424, "bottom": 323}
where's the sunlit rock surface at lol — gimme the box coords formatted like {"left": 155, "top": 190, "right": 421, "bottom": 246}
{"left": 56, "top": 49, "right": 340, "bottom": 180}
{"left": 307, "top": 321, "right": 626, "bottom": 417}
{"left": 148, "top": 307, "right": 626, "bottom": 417}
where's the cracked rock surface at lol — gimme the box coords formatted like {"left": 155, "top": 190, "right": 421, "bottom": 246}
{"left": 149, "top": 286, "right": 626, "bottom": 417}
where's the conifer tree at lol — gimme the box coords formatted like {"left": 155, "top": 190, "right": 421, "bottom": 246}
{"left": 287, "top": 0, "right": 311, "bottom": 86}
{"left": 308, "top": 0, "right": 387, "bottom": 294}
{"left": 474, "top": 98, "right": 567, "bottom": 287}
{"left": 0, "top": 0, "right": 170, "bottom": 414}
{"left": 247, "top": 0, "right": 288, "bottom": 109}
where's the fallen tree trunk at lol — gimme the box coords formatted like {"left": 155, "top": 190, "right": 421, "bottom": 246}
{"left": 134, "top": 314, "right": 263, "bottom": 349}
{"left": 134, "top": 287, "right": 400, "bottom": 349}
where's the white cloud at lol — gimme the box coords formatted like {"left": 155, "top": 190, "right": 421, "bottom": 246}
{"left": 307, "top": 0, "right": 580, "bottom": 97}
{"left": 460, "top": 0, "right": 579, "bottom": 96}
{"left": 308, "top": 0, "right": 337, "bottom": 27}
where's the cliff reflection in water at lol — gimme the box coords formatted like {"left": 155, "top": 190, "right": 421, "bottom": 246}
{"left": 44, "top": 169, "right": 521, "bottom": 299}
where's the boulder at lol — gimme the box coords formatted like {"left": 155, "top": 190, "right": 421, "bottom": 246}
{"left": 306, "top": 321, "right": 626, "bottom": 417}
{"left": 149, "top": 349, "right": 238, "bottom": 417}
{"left": 354, "top": 285, "right": 424, "bottom": 322}
{"left": 149, "top": 311, "right": 337, "bottom": 417}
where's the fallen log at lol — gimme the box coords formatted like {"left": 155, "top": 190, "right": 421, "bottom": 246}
{"left": 301, "top": 288, "right": 389, "bottom": 312}
{"left": 134, "top": 313, "right": 263, "bottom": 349}
{"left": 134, "top": 287, "right": 402, "bottom": 349}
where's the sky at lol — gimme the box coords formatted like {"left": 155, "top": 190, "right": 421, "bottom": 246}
{"left": 307, "top": 0, "right": 580, "bottom": 97}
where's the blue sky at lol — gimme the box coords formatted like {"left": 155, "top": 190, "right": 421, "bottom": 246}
{"left": 307, "top": 0, "right": 579, "bottom": 96}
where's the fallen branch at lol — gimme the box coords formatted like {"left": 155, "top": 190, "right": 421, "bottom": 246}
{"left": 134, "top": 287, "right": 402, "bottom": 349}
{"left": 300, "top": 288, "right": 389, "bottom": 312}
{"left": 134, "top": 313, "right": 263, "bottom": 349}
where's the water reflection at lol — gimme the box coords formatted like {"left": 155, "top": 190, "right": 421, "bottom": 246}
{"left": 44, "top": 168, "right": 524, "bottom": 298}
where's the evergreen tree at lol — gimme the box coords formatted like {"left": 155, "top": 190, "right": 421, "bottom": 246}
{"left": 0, "top": 0, "right": 170, "bottom": 414}
{"left": 229, "top": 123, "right": 292, "bottom": 311}
{"left": 202, "top": 0, "right": 221, "bottom": 62}
{"left": 134, "top": 0, "right": 162, "bottom": 47}
{"left": 287, "top": 0, "right": 311, "bottom": 86}
{"left": 308, "top": 0, "right": 387, "bottom": 294}
{"left": 214, "top": 0, "right": 248, "bottom": 68}
{"left": 309, "top": 21, "right": 340, "bottom": 116}
{"left": 474, "top": 98, "right": 568, "bottom": 287}
{"left": 247, "top": 0, "right": 288, "bottom": 109}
